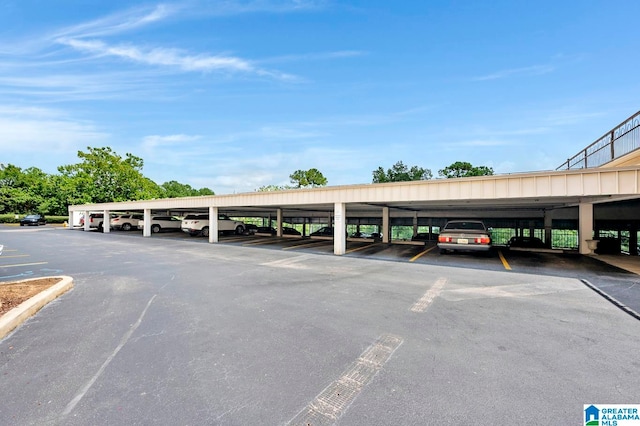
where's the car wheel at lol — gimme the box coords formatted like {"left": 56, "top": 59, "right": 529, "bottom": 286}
{"left": 202, "top": 226, "right": 209, "bottom": 237}
{"left": 98, "top": 222, "right": 104, "bottom": 232}
{"left": 151, "top": 224, "right": 161, "bottom": 233}
{"left": 235, "top": 225, "right": 245, "bottom": 235}
{"left": 439, "top": 248, "right": 448, "bottom": 254}
{"left": 20, "top": 223, "right": 24, "bottom": 226}
{"left": 122, "top": 223, "right": 131, "bottom": 231}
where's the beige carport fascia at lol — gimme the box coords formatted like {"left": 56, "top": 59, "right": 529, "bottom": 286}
{"left": 68, "top": 166, "right": 640, "bottom": 255}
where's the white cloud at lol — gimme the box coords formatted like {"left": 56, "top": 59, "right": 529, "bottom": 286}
{"left": 55, "top": 37, "right": 298, "bottom": 80}
{"left": 142, "top": 134, "right": 202, "bottom": 149}
{"left": 472, "top": 65, "right": 555, "bottom": 81}
{"left": 0, "top": 72, "right": 161, "bottom": 101}
{"left": 193, "top": 0, "right": 329, "bottom": 16}
{"left": 52, "top": 4, "right": 177, "bottom": 40}
{"left": 259, "top": 50, "right": 366, "bottom": 64}
{"left": 0, "top": 105, "right": 107, "bottom": 153}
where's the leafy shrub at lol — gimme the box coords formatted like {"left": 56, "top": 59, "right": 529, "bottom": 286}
{"left": 0, "top": 214, "right": 69, "bottom": 224}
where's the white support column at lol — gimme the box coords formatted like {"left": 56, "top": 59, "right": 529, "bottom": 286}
{"left": 277, "top": 208, "right": 283, "bottom": 237}
{"left": 579, "top": 203, "right": 595, "bottom": 255}
{"left": 143, "top": 209, "right": 152, "bottom": 237}
{"left": 209, "top": 206, "right": 219, "bottom": 243}
{"left": 334, "top": 202, "right": 346, "bottom": 255}
{"left": 67, "top": 211, "right": 73, "bottom": 230}
{"left": 83, "top": 210, "right": 90, "bottom": 231}
{"left": 382, "top": 207, "right": 390, "bottom": 243}
{"left": 103, "top": 209, "right": 110, "bottom": 233}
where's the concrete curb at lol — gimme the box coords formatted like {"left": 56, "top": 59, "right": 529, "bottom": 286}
{"left": 581, "top": 279, "right": 640, "bottom": 321}
{"left": 0, "top": 276, "right": 74, "bottom": 340}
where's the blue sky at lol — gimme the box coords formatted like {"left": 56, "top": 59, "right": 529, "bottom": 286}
{"left": 1, "top": 0, "right": 639, "bottom": 195}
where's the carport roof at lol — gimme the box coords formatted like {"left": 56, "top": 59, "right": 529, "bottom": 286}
{"left": 69, "top": 166, "right": 640, "bottom": 218}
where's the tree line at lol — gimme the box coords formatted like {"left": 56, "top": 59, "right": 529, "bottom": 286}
{"left": 372, "top": 160, "right": 494, "bottom": 183}
{"left": 1, "top": 145, "right": 493, "bottom": 216}
{"left": 0, "top": 147, "right": 214, "bottom": 216}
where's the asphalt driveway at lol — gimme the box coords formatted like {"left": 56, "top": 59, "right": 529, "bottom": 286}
{"left": 1, "top": 227, "right": 639, "bottom": 425}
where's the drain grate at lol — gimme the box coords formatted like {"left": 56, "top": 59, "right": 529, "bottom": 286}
{"left": 286, "top": 334, "right": 403, "bottom": 425}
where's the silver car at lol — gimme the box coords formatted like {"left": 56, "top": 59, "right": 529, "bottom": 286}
{"left": 437, "top": 220, "right": 492, "bottom": 253}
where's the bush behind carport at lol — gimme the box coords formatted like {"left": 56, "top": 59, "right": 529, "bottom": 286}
{"left": 0, "top": 214, "right": 68, "bottom": 224}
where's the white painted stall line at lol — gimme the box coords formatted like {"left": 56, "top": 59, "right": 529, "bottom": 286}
{"left": 410, "top": 277, "right": 448, "bottom": 313}
{"left": 60, "top": 295, "right": 157, "bottom": 418}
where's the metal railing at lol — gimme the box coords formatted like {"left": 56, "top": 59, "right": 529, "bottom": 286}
{"left": 557, "top": 110, "right": 640, "bottom": 170}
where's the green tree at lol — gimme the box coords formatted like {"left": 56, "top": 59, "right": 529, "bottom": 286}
{"left": 196, "top": 187, "right": 215, "bottom": 196}
{"left": 289, "top": 168, "right": 328, "bottom": 188}
{"left": 256, "top": 184, "right": 292, "bottom": 192}
{"left": 372, "top": 161, "right": 432, "bottom": 183}
{"left": 0, "top": 164, "right": 49, "bottom": 214}
{"left": 438, "top": 161, "right": 494, "bottom": 178}
{"left": 160, "top": 180, "right": 214, "bottom": 198}
{"left": 58, "top": 146, "right": 163, "bottom": 204}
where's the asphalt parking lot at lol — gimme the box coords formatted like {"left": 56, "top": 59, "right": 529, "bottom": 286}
{"left": 1, "top": 225, "right": 639, "bottom": 425}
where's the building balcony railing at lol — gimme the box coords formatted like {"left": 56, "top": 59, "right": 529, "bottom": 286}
{"left": 557, "top": 110, "right": 640, "bottom": 170}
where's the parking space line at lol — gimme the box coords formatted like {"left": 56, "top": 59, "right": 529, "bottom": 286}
{"left": 498, "top": 249, "right": 512, "bottom": 270}
{"left": 286, "top": 334, "right": 403, "bottom": 425}
{"left": 282, "top": 241, "right": 332, "bottom": 251}
{"left": 243, "top": 238, "right": 281, "bottom": 246}
{"left": 62, "top": 295, "right": 157, "bottom": 418}
{"left": 345, "top": 243, "right": 380, "bottom": 254}
{"left": 0, "top": 262, "right": 48, "bottom": 268}
{"left": 0, "top": 254, "right": 29, "bottom": 259}
{"left": 410, "top": 277, "right": 447, "bottom": 312}
{"left": 409, "top": 245, "right": 436, "bottom": 262}
{"left": 221, "top": 236, "right": 250, "bottom": 243}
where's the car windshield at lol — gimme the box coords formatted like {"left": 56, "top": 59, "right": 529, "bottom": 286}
{"left": 25, "top": 215, "right": 38, "bottom": 219}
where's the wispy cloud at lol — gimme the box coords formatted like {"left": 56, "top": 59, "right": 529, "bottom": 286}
{"left": 0, "top": 105, "right": 107, "bottom": 153}
{"left": 0, "top": 72, "right": 164, "bottom": 101}
{"left": 56, "top": 38, "right": 297, "bottom": 80}
{"left": 47, "top": 2, "right": 301, "bottom": 80}
{"left": 51, "top": 4, "right": 178, "bottom": 39}
{"left": 142, "top": 134, "right": 202, "bottom": 149}
{"left": 472, "top": 64, "right": 555, "bottom": 81}
{"left": 259, "top": 50, "right": 365, "bottom": 64}
{"left": 191, "top": 0, "right": 329, "bottom": 16}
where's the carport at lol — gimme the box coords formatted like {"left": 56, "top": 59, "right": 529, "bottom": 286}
{"left": 69, "top": 166, "right": 640, "bottom": 256}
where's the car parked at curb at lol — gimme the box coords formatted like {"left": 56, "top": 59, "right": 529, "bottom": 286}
{"left": 20, "top": 214, "right": 46, "bottom": 226}
{"left": 437, "top": 220, "right": 492, "bottom": 253}
{"left": 138, "top": 216, "right": 183, "bottom": 233}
